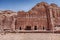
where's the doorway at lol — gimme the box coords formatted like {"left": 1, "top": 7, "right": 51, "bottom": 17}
{"left": 34, "top": 26, "right": 37, "bottom": 30}
{"left": 25, "top": 26, "right": 31, "bottom": 30}
{"left": 19, "top": 27, "right": 21, "bottom": 30}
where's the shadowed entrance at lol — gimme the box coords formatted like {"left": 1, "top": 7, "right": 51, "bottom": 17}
{"left": 34, "top": 26, "right": 37, "bottom": 30}
{"left": 25, "top": 26, "right": 31, "bottom": 30}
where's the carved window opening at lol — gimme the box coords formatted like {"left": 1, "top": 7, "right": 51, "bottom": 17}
{"left": 34, "top": 26, "right": 37, "bottom": 30}
{"left": 25, "top": 26, "right": 31, "bottom": 30}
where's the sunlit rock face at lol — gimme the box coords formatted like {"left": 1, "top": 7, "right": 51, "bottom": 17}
{"left": 0, "top": 14, "right": 6, "bottom": 32}
{"left": 0, "top": 10, "right": 17, "bottom": 32}
{"left": 28, "top": 2, "right": 49, "bottom": 30}
{"left": 16, "top": 2, "right": 50, "bottom": 30}
{"left": 16, "top": 2, "right": 60, "bottom": 31}
{"left": 0, "top": 2, "right": 60, "bottom": 32}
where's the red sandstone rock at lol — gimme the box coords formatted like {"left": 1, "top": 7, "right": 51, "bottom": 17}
{"left": 0, "top": 2, "right": 60, "bottom": 32}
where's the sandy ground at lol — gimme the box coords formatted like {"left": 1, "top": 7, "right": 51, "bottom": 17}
{"left": 0, "top": 33, "right": 60, "bottom": 40}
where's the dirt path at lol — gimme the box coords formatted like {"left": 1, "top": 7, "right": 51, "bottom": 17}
{"left": 0, "top": 33, "right": 60, "bottom": 40}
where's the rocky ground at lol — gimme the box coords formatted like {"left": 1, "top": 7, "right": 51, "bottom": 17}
{"left": 0, "top": 33, "right": 60, "bottom": 40}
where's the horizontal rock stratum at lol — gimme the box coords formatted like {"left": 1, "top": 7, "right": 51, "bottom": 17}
{"left": 0, "top": 2, "right": 60, "bottom": 33}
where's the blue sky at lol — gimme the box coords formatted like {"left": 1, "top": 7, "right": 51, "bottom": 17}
{"left": 0, "top": 0, "right": 60, "bottom": 12}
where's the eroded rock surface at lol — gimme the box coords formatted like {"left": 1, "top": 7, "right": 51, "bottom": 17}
{"left": 0, "top": 2, "right": 60, "bottom": 32}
